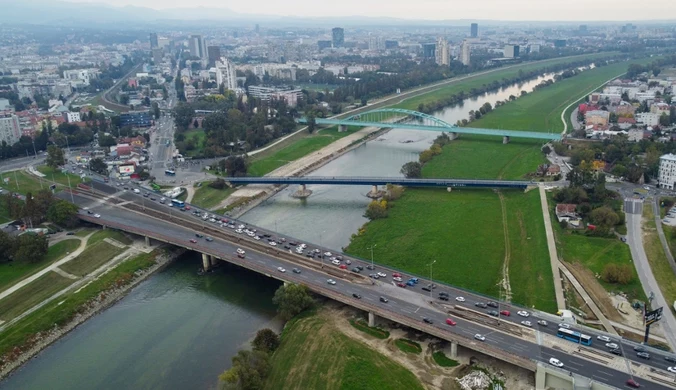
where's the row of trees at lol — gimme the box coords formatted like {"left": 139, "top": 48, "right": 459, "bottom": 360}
{"left": 0, "top": 230, "right": 48, "bottom": 264}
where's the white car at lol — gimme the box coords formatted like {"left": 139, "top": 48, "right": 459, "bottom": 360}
{"left": 517, "top": 310, "right": 530, "bottom": 317}
{"left": 327, "top": 279, "right": 336, "bottom": 285}
{"left": 254, "top": 236, "right": 261, "bottom": 240}
{"left": 377, "top": 272, "right": 386, "bottom": 278}
{"left": 269, "top": 241, "right": 277, "bottom": 246}
{"left": 597, "top": 335, "right": 611, "bottom": 343}
{"left": 521, "top": 321, "right": 532, "bottom": 327}
{"left": 247, "top": 232, "right": 255, "bottom": 237}
{"left": 208, "top": 218, "right": 216, "bottom": 223}
{"left": 393, "top": 277, "right": 402, "bottom": 282}
{"left": 455, "top": 297, "right": 465, "bottom": 302}
{"left": 299, "top": 244, "right": 307, "bottom": 248}
{"left": 559, "top": 323, "right": 571, "bottom": 329}
{"left": 605, "top": 343, "right": 619, "bottom": 349}
{"left": 277, "top": 267, "right": 286, "bottom": 273}
{"left": 668, "top": 367, "right": 676, "bottom": 373}
{"left": 549, "top": 358, "right": 564, "bottom": 368}
{"left": 474, "top": 334, "right": 486, "bottom": 341}
{"left": 235, "top": 229, "right": 244, "bottom": 234}
{"left": 537, "top": 320, "right": 548, "bottom": 326}
{"left": 93, "top": 214, "right": 101, "bottom": 218}
{"left": 236, "top": 248, "right": 245, "bottom": 255}
{"left": 324, "top": 252, "right": 332, "bottom": 257}
{"left": 331, "top": 260, "right": 341, "bottom": 265}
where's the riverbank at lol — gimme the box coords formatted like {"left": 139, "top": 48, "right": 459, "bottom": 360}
{"left": 0, "top": 245, "right": 185, "bottom": 379}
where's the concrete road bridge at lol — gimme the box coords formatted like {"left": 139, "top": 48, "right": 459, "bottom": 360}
{"left": 298, "top": 108, "right": 562, "bottom": 143}
{"left": 59, "top": 180, "right": 676, "bottom": 390}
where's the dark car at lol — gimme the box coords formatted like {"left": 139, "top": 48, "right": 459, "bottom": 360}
{"left": 487, "top": 301, "right": 499, "bottom": 308}
{"left": 438, "top": 291, "right": 449, "bottom": 297}
{"left": 488, "top": 310, "right": 499, "bottom": 317}
{"left": 306, "top": 253, "right": 314, "bottom": 258}
{"left": 439, "top": 296, "right": 449, "bottom": 301}
{"left": 87, "top": 210, "right": 93, "bottom": 214}
{"left": 143, "top": 192, "right": 149, "bottom": 197}
{"left": 665, "top": 356, "right": 676, "bottom": 363}
{"left": 636, "top": 352, "right": 650, "bottom": 360}
{"left": 356, "top": 265, "right": 364, "bottom": 271}
{"left": 66, "top": 232, "right": 75, "bottom": 235}
{"left": 366, "top": 264, "right": 376, "bottom": 270}
{"left": 205, "top": 237, "right": 213, "bottom": 242}
{"left": 195, "top": 233, "right": 204, "bottom": 238}
{"left": 379, "top": 296, "right": 388, "bottom": 303}
{"left": 475, "top": 302, "right": 488, "bottom": 308}
{"left": 351, "top": 267, "right": 360, "bottom": 273}
{"left": 150, "top": 196, "right": 156, "bottom": 201}
{"left": 634, "top": 345, "right": 646, "bottom": 352}
{"left": 353, "top": 293, "right": 362, "bottom": 299}
{"left": 609, "top": 349, "right": 622, "bottom": 356}
{"left": 423, "top": 318, "right": 433, "bottom": 324}
{"left": 292, "top": 268, "right": 301, "bottom": 274}
{"left": 422, "top": 287, "right": 431, "bottom": 292}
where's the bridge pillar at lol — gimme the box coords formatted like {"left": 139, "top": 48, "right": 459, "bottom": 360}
{"left": 367, "top": 185, "right": 382, "bottom": 199}
{"left": 449, "top": 341, "right": 458, "bottom": 359}
{"left": 145, "top": 236, "right": 151, "bottom": 246}
{"left": 535, "top": 364, "right": 546, "bottom": 390}
{"left": 368, "top": 311, "right": 376, "bottom": 327}
{"left": 202, "top": 253, "right": 211, "bottom": 271}
{"left": 447, "top": 187, "right": 452, "bottom": 192}
{"left": 450, "top": 132, "right": 458, "bottom": 140}
{"left": 338, "top": 124, "right": 347, "bottom": 132}
{"left": 210, "top": 255, "right": 218, "bottom": 266}
{"left": 291, "top": 184, "right": 312, "bottom": 199}
{"left": 503, "top": 136, "right": 510, "bottom": 144}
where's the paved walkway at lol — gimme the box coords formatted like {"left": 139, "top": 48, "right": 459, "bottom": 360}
{"left": 184, "top": 185, "right": 196, "bottom": 204}
{"left": 538, "top": 184, "right": 566, "bottom": 310}
{"left": 0, "top": 231, "right": 95, "bottom": 302}
{"left": 559, "top": 74, "right": 626, "bottom": 134}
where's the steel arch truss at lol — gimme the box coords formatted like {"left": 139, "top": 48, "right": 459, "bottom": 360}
{"left": 343, "top": 108, "right": 456, "bottom": 129}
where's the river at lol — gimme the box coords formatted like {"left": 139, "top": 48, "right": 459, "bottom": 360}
{"left": 1, "top": 253, "right": 281, "bottom": 390}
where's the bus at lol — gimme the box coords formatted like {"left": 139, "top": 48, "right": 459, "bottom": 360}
{"left": 556, "top": 328, "right": 592, "bottom": 346}
{"left": 171, "top": 199, "right": 185, "bottom": 207}
{"left": 165, "top": 169, "right": 176, "bottom": 176}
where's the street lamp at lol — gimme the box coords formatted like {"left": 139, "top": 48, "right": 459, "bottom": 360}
{"left": 429, "top": 260, "right": 436, "bottom": 298}
{"left": 369, "top": 244, "right": 377, "bottom": 269}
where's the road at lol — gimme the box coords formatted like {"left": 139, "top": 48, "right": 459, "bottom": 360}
{"left": 625, "top": 198, "right": 676, "bottom": 351}
{"left": 100, "top": 63, "right": 144, "bottom": 112}
{"left": 59, "top": 180, "right": 676, "bottom": 389}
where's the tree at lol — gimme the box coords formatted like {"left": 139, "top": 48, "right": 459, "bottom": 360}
{"left": 45, "top": 145, "right": 65, "bottom": 168}
{"left": 14, "top": 234, "right": 48, "bottom": 263}
{"left": 224, "top": 156, "right": 248, "bottom": 177}
{"left": 152, "top": 102, "right": 161, "bottom": 119}
{"left": 400, "top": 161, "right": 422, "bottom": 178}
{"left": 98, "top": 134, "right": 116, "bottom": 147}
{"left": 659, "top": 112, "right": 670, "bottom": 127}
{"left": 219, "top": 350, "right": 270, "bottom": 390}
{"left": 306, "top": 112, "right": 316, "bottom": 134}
{"left": 272, "top": 283, "right": 314, "bottom": 321}
{"left": 89, "top": 158, "right": 109, "bottom": 175}
{"left": 541, "top": 145, "right": 552, "bottom": 155}
{"left": 209, "top": 178, "right": 227, "bottom": 189}
{"left": 0, "top": 230, "right": 16, "bottom": 263}
{"left": 172, "top": 102, "right": 195, "bottom": 131}
{"left": 365, "top": 199, "right": 388, "bottom": 220}
{"left": 193, "top": 119, "right": 199, "bottom": 129}
{"left": 590, "top": 206, "right": 619, "bottom": 228}
{"left": 251, "top": 329, "right": 280, "bottom": 353}
{"left": 601, "top": 263, "right": 633, "bottom": 285}
{"left": 47, "top": 200, "right": 79, "bottom": 227}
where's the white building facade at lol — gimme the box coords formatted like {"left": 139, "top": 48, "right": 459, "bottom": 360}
{"left": 0, "top": 114, "right": 21, "bottom": 145}
{"left": 435, "top": 37, "right": 449, "bottom": 66}
{"left": 659, "top": 154, "right": 676, "bottom": 189}
{"left": 461, "top": 40, "right": 471, "bottom": 66}
{"left": 215, "top": 57, "right": 237, "bottom": 91}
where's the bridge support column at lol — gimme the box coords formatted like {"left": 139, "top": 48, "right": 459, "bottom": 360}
{"left": 202, "top": 253, "right": 211, "bottom": 271}
{"left": 450, "top": 132, "right": 458, "bottom": 140}
{"left": 210, "top": 255, "right": 218, "bottom": 266}
{"left": 145, "top": 236, "right": 151, "bottom": 246}
{"left": 503, "top": 136, "right": 510, "bottom": 144}
{"left": 338, "top": 124, "right": 347, "bottom": 132}
{"left": 367, "top": 185, "right": 382, "bottom": 199}
{"left": 535, "top": 364, "right": 546, "bottom": 390}
{"left": 449, "top": 341, "right": 458, "bottom": 359}
{"left": 368, "top": 311, "right": 376, "bottom": 327}
{"left": 447, "top": 187, "right": 452, "bottom": 192}
{"left": 291, "top": 184, "right": 312, "bottom": 199}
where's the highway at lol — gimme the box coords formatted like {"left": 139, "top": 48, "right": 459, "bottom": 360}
{"left": 61, "top": 180, "right": 676, "bottom": 389}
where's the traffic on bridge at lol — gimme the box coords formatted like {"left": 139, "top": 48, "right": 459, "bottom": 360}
{"left": 222, "top": 176, "right": 533, "bottom": 189}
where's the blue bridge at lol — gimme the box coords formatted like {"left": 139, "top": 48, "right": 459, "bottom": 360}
{"left": 224, "top": 176, "right": 533, "bottom": 190}
{"left": 298, "top": 108, "right": 561, "bottom": 142}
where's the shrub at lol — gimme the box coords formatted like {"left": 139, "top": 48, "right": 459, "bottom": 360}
{"left": 601, "top": 263, "right": 634, "bottom": 284}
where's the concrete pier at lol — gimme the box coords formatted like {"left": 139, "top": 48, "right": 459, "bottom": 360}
{"left": 450, "top": 132, "right": 458, "bottom": 140}
{"left": 503, "top": 135, "right": 510, "bottom": 144}
{"left": 202, "top": 253, "right": 211, "bottom": 271}
{"left": 338, "top": 124, "right": 348, "bottom": 132}
{"left": 367, "top": 185, "right": 384, "bottom": 199}
{"left": 450, "top": 341, "right": 458, "bottom": 358}
{"left": 291, "top": 184, "right": 313, "bottom": 199}
{"left": 145, "top": 236, "right": 151, "bottom": 246}
{"left": 210, "top": 255, "right": 218, "bottom": 266}
{"left": 368, "top": 311, "right": 376, "bottom": 327}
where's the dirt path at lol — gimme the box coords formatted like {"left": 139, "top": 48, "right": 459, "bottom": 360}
{"left": 496, "top": 191, "right": 512, "bottom": 303}
{"left": 184, "top": 185, "right": 196, "bottom": 204}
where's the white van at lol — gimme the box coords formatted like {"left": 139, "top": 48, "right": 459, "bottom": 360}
{"left": 133, "top": 188, "right": 140, "bottom": 194}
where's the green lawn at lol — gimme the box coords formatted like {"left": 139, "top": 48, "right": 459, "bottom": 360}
{"left": 0, "top": 239, "right": 80, "bottom": 293}
{"left": 264, "top": 312, "right": 423, "bottom": 390}
{"left": 394, "top": 52, "right": 618, "bottom": 111}
{"left": 191, "top": 183, "right": 236, "bottom": 209}
{"left": 643, "top": 205, "right": 676, "bottom": 313}
{"left": 87, "top": 229, "right": 132, "bottom": 246}
{"left": 36, "top": 165, "right": 88, "bottom": 188}
{"left": 181, "top": 129, "right": 206, "bottom": 157}
{"left": 247, "top": 126, "right": 361, "bottom": 176}
{"left": 394, "top": 338, "right": 422, "bottom": 354}
{"left": 60, "top": 241, "right": 124, "bottom": 277}
{"left": 432, "top": 351, "right": 459, "bottom": 367}
{"left": 0, "top": 271, "right": 74, "bottom": 321}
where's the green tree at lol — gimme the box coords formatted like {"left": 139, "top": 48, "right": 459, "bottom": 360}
{"left": 152, "top": 102, "right": 161, "bottom": 119}
{"left": 251, "top": 329, "right": 280, "bottom": 353}
{"left": 659, "top": 112, "right": 670, "bottom": 127}
{"left": 365, "top": 199, "right": 388, "bottom": 220}
{"left": 219, "top": 350, "right": 270, "bottom": 390}
{"left": 89, "top": 158, "right": 109, "bottom": 175}
{"left": 47, "top": 200, "right": 79, "bottom": 227}
{"left": 14, "top": 234, "right": 48, "bottom": 263}
{"left": 306, "top": 112, "right": 316, "bottom": 134}
{"left": 224, "top": 156, "right": 248, "bottom": 177}
{"left": 272, "top": 283, "right": 314, "bottom": 321}
{"left": 45, "top": 145, "right": 65, "bottom": 168}
{"left": 400, "top": 161, "right": 422, "bottom": 178}
{"left": 601, "top": 263, "right": 634, "bottom": 285}
{"left": 98, "top": 134, "right": 116, "bottom": 147}
{"left": 0, "top": 230, "right": 16, "bottom": 263}
{"left": 590, "top": 206, "right": 619, "bottom": 227}
{"left": 172, "top": 102, "right": 195, "bottom": 131}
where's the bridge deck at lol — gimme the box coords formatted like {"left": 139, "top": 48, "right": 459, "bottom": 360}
{"left": 224, "top": 176, "right": 532, "bottom": 189}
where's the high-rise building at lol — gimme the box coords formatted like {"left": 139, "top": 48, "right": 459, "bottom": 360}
{"left": 158, "top": 37, "right": 170, "bottom": 49}
{"left": 188, "top": 35, "right": 207, "bottom": 59}
{"left": 0, "top": 113, "right": 21, "bottom": 146}
{"left": 435, "top": 37, "right": 449, "bottom": 66}
{"left": 422, "top": 43, "right": 436, "bottom": 59}
{"left": 152, "top": 48, "right": 163, "bottom": 64}
{"left": 207, "top": 46, "right": 221, "bottom": 67}
{"left": 470, "top": 23, "right": 478, "bottom": 38}
{"left": 368, "top": 36, "right": 384, "bottom": 51}
{"left": 504, "top": 44, "right": 520, "bottom": 58}
{"left": 317, "top": 40, "right": 332, "bottom": 50}
{"left": 659, "top": 154, "right": 676, "bottom": 189}
{"left": 461, "top": 40, "right": 471, "bottom": 66}
{"left": 149, "top": 33, "right": 158, "bottom": 49}
{"left": 332, "top": 27, "right": 344, "bottom": 48}
{"left": 215, "top": 57, "right": 237, "bottom": 91}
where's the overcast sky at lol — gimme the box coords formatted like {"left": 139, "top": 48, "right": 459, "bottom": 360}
{"left": 63, "top": 0, "right": 675, "bottom": 21}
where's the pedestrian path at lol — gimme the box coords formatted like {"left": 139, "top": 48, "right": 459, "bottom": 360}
{"left": 538, "top": 184, "right": 566, "bottom": 309}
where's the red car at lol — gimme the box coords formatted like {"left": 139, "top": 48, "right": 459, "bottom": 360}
{"left": 500, "top": 310, "right": 511, "bottom": 316}
{"left": 626, "top": 379, "right": 640, "bottom": 388}
{"left": 185, "top": 206, "right": 191, "bottom": 210}
{"left": 339, "top": 264, "right": 347, "bottom": 269}
{"left": 189, "top": 239, "right": 197, "bottom": 243}
{"left": 445, "top": 318, "right": 457, "bottom": 326}
{"left": 396, "top": 282, "right": 406, "bottom": 288}
{"left": 392, "top": 272, "right": 401, "bottom": 278}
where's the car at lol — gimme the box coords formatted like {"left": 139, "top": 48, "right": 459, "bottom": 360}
{"left": 626, "top": 379, "right": 641, "bottom": 388}
{"left": 269, "top": 241, "right": 277, "bottom": 246}
{"left": 189, "top": 239, "right": 197, "bottom": 243}
{"left": 237, "top": 253, "right": 245, "bottom": 259}
{"left": 327, "top": 279, "right": 336, "bottom": 285}
{"left": 392, "top": 277, "right": 402, "bottom": 282}
{"left": 548, "top": 358, "right": 564, "bottom": 368}
{"left": 474, "top": 334, "right": 486, "bottom": 341}
{"left": 517, "top": 310, "right": 530, "bottom": 317}
{"left": 475, "top": 302, "right": 488, "bottom": 308}
{"left": 277, "top": 267, "right": 286, "bottom": 273}
{"left": 637, "top": 352, "right": 650, "bottom": 359}
{"left": 488, "top": 310, "right": 499, "bottom": 317}
{"left": 422, "top": 287, "right": 431, "bottom": 292}
{"left": 597, "top": 335, "right": 611, "bottom": 343}
{"left": 93, "top": 214, "right": 101, "bottom": 218}
{"left": 392, "top": 272, "right": 401, "bottom": 278}
{"left": 406, "top": 280, "right": 415, "bottom": 286}
{"left": 324, "top": 252, "right": 332, "bottom": 257}
{"left": 609, "top": 349, "right": 622, "bottom": 356}
{"left": 66, "top": 232, "right": 75, "bottom": 235}
{"left": 87, "top": 210, "right": 93, "bottom": 214}
{"left": 292, "top": 268, "right": 301, "bottom": 274}
{"left": 366, "top": 265, "right": 376, "bottom": 270}
{"left": 559, "top": 323, "right": 571, "bottom": 329}
{"left": 667, "top": 367, "right": 676, "bottom": 373}
{"left": 409, "top": 277, "right": 419, "bottom": 284}
{"left": 438, "top": 295, "right": 449, "bottom": 301}
{"left": 455, "top": 296, "right": 465, "bottom": 302}
{"left": 370, "top": 274, "right": 379, "bottom": 279}
{"left": 339, "top": 264, "right": 347, "bottom": 270}
{"left": 377, "top": 272, "right": 386, "bottom": 278}
{"left": 487, "top": 301, "right": 498, "bottom": 308}
{"left": 633, "top": 345, "right": 646, "bottom": 352}
{"left": 445, "top": 318, "right": 456, "bottom": 326}
{"left": 237, "top": 248, "right": 245, "bottom": 255}
{"left": 379, "top": 296, "right": 388, "bottom": 303}
{"left": 351, "top": 268, "right": 361, "bottom": 273}
{"left": 423, "top": 318, "right": 433, "bottom": 324}
{"left": 150, "top": 196, "right": 156, "bottom": 201}
{"left": 438, "top": 291, "right": 449, "bottom": 297}
{"left": 500, "top": 310, "right": 511, "bottom": 316}
{"left": 195, "top": 233, "right": 204, "bottom": 238}
{"left": 345, "top": 259, "right": 351, "bottom": 265}
{"left": 352, "top": 293, "right": 362, "bottom": 299}
{"left": 396, "top": 282, "right": 406, "bottom": 288}
{"left": 205, "top": 237, "right": 213, "bottom": 242}
{"left": 537, "top": 320, "right": 548, "bottom": 326}
{"left": 331, "top": 259, "right": 341, "bottom": 265}
{"left": 143, "top": 192, "right": 149, "bottom": 197}
{"left": 133, "top": 188, "right": 140, "bottom": 194}
{"left": 666, "top": 356, "right": 676, "bottom": 363}
{"left": 521, "top": 321, "right": 532, "bottom": 327}
{"left": 254, "top": 236, "right": 261, "bottom": 240}
{"left": 605, "top": 343, "right": 619, "bottom": 349}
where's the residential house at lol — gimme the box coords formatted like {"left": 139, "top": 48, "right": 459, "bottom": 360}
{"left": 546, "top": 164, "right": 561, "bottom": 176}
{"left": 555, "top": 204, "right": 581, "bottom": 226}
{"left": 585, "top": 110, "right": 610, "bottom": 126}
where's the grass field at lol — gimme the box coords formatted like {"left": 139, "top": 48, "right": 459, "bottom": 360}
{"left": 36, "top": 166, "right": 88, "bottom": 188}
{"left": 432, "top": 351, "right": 459, "bottom": 367}
{"left": 0, "top": 200, "right": 12, "bottom": 223}
{"left": 0, "top": 250, "right": 158, "bottom": 357}
{"left": 191, "top": 183, "right": 236, "bottom": 209}
{"left": 181, "top": 129, "right": 206, "bottom": 157}
{"left": 248, "top": 126, "right": 361, "bottom": 176}
{"left": 0, "top": 239, "right": 80, "bottom": 293}
{"left": 60, "top": 241, "right": 124, "bottom": 277}
{"left": 395, "top": 338, "right": 422, "bottom": 354}
{"left": 642, "top": 205, "right": 676, "bottom": 313}
{"left": 87, "top": 229, "right": 132, "bottom": 246}
{"left": 0, "top": 271, "right": 74, "bottom": 321}
{"left": 265, "top": 312, "right": 423, "bottom": 390}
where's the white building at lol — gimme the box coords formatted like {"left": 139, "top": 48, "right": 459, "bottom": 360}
{"left": 461, "top": 40, "right": 471, "bottom": 66}
{"left": 188, "top": 35, "right": 207, "bottom": 59}
{"left": 62, "top": 111, "right": 81, "bottom": 123}
{"left": 435, "top": 37, "right": 449, "bottom": 66}
{"left": 659, "top": 154, "right": 676, "bottom": 189}
{"left": 636, "top": 112, "right": 661, "bottom": 126}
{"left": 215, "top": 57, "right": 237, "bottom": 91}
{"left": 0, "top": 113, "right": 21, "bottom": 145}
{"left": 504, "top": 44, "right": 519, "bottom": 58}
{"left": 63, "top": 69, "right": 97, "bottom": 87}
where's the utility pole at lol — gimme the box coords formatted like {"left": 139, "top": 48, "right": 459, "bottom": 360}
{"left": 369, "top": 244, "right": 377, "bottom": 269}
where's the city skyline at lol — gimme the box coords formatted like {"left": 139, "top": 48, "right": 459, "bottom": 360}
{"left": 59, "top": 0, "right": 676, "bottom": 21}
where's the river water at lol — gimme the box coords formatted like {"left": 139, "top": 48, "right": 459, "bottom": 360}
{"left": 1, "top": 71, "right": 561, "bottom": 389}
{"left": 1, "top": 253, "right": 280, "bottom": 390}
